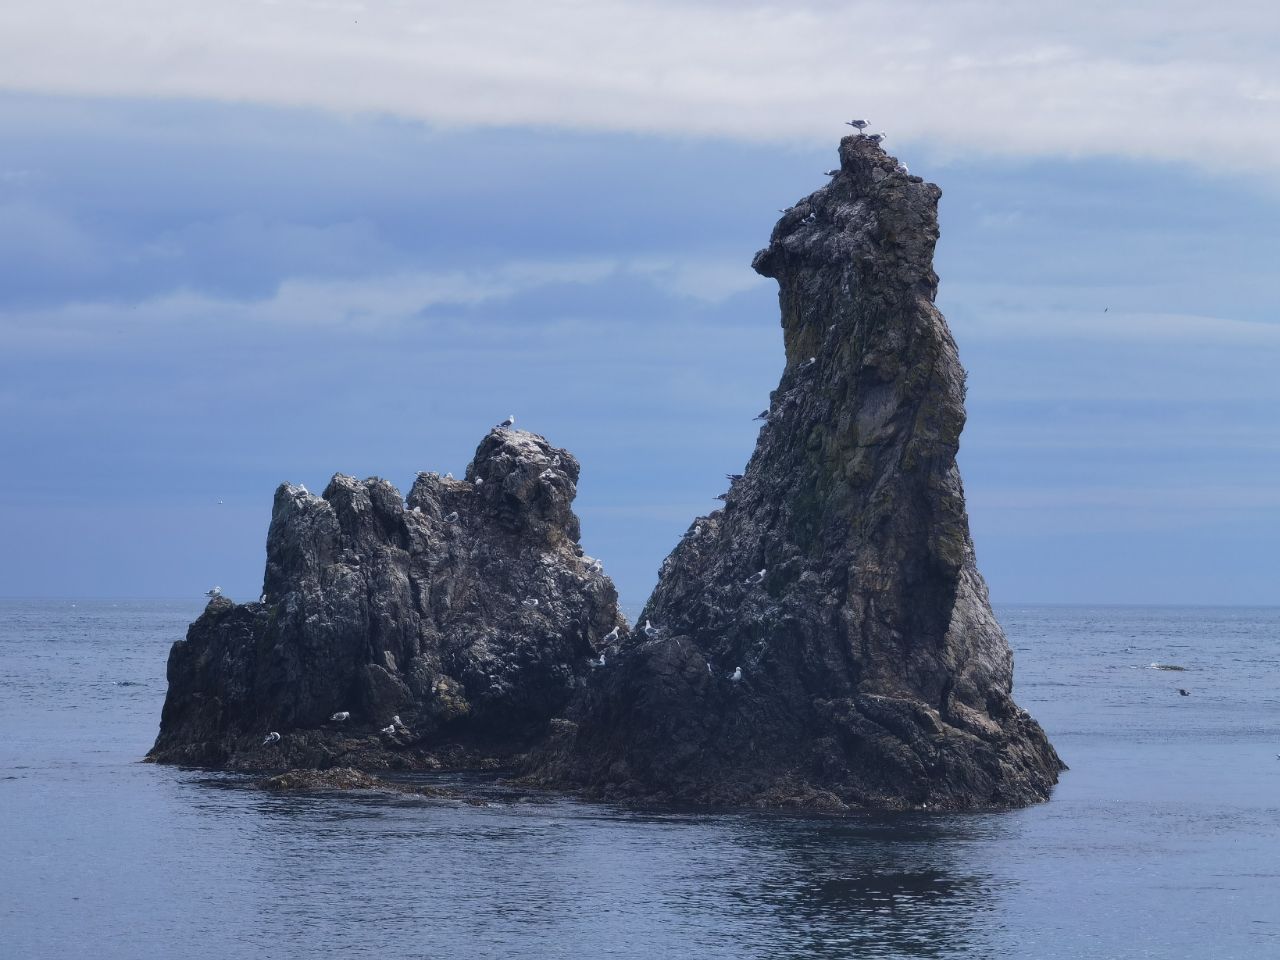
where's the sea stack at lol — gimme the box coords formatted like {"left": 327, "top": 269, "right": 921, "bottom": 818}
{"left": 529, "top": 135, "right": 1064, "bottom": 810}
{"left": 147, "top": 429, "right": 624, "bottom": 770}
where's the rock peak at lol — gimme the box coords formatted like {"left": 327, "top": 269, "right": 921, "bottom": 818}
{"left": 529, "top": 137, "right": 1063, "bottom": 811}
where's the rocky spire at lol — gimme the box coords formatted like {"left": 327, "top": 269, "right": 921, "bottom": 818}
{"left": 529, "top": 136, "right": 1064, "bottom": 810}
{"left": 147, "top": 428, "right": 624, "bottom": 770}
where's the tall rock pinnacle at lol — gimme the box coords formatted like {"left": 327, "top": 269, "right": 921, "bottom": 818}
{"left": 530, "top": 136, "right": 1064, "bottom": 810}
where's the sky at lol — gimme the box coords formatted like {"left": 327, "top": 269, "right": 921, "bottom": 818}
{"left": 1, "top": 1, "right": 1278, "bottom": 607}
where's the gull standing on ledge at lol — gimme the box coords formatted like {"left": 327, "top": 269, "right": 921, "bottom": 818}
{"left": 846, "top": 119, "right": 869, "bottom": 132}
{"left": 643, "top": 620, "right": 660, "bottom": 638}
{"left": 603, "top": 626, "right": 620, "bottom": 644}
{"left": 262, "top": 731, "right": 281, "bottom": 745}
{"left": 497, "top": 415, "right": 515, "bottom": 430}
{"left": 730, "top": 666, "right": 743, "bottom": 682}
{"left": 331, "top": 711, "right": 350, "bottom": 722}
{"left": 205, "top": 586, "right": 222, "bottom": 598}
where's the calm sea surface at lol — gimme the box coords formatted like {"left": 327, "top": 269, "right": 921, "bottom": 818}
{"left": 1, "top": 600, "right": 1277, "bottom": 959}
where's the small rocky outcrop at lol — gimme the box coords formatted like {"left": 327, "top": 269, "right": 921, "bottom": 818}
{"left": 259, "top": 767, "right": 452, "bottom": 796}
{"left": 147, "top": 429, "right": 623, "bottom": 771}
{"left": 527, "top": 135, "right": 1063, "bottom": 810}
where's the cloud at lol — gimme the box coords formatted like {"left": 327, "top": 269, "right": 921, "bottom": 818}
{"left": 1, "top": 1, "right": 1278, "bottom": 174}
{"left": 0, "top": 254, "right": 765, "bottom": 346}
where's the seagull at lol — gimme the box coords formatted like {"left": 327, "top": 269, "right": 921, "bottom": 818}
{"left": 298, "top": 484, "right": 308, "bottom": 494}
{"left": 205, "top": 586, "right": 222, "bottom": 598}
{"left": 801, "top": 357, "right": 817, "bottom": 368}
{"left": 474, "top": 477, "right": 484, "bottom": 487}
{"left": 603, "top": 626, "right": 620, "bottom": 644}
{"left": 522, "top": 598, "right": 540, "bottom": 607}
{"left": 391, "top": 715, "right": 403, "bottom": 726}
{"left": 726, "top": 473, "right": 743, "bottom": 482}
{"left": 753, "top": 409, "right": 769, "bottom": 421}
{"left": 824, "top": 169, "right": 839, "bottom": 176}
{"left": 590, "top": 653, "right": 606, "bottom": 668}
{"left": 217, "top": 498, "right": 224, "bottom": 505}
{"left": 262, "top": 731, "right": 281, "bottom": 745}
{"left": 867, "top": 133, "right": 886, "bottom": 144}
{"left": 497, "top": 415, "right": 516, "bottom": 430}
{"left": 730, "top": 666, "right": 743, "bottom": 682}
{"left": 846, "top": 119, "right": 869, "bottom": 132}
{"left": 381, "top": 724, "right": 396, "bottom": 735}
{"left": 715, "top": 493, "right": 729, "bottom": 502}
{"left": 1179, "top": 688, "right": 1191, "bottom": 696}
{"left": 413, "top": 506, "right": 422, "bottom": 513}
{"left": 259, "top": 594, "right": 267, "bottom": 603}
{"left": 331, "top": 711, "right": 350, "bottom": 722}
{"left": 444, "top": 511, "right": 459, "bottom": 523}
{"left": 445, "top": 472, "right": 454, "bottom": 480}
{"left": 744, "top": 568, "right": 766, "bottom": 586}
{"left": 643, "top": 620, "right": 660, "bottom": 638}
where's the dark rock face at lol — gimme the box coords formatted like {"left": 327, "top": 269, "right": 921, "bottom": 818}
{"left": 147, "top": 429, "right": 623, "bottom": 770}
{"left": 528, "top": 136, "right": 1063, "bottom": 810}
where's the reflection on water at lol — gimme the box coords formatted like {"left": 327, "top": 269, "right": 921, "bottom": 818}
{"left": 3, "top": 600, "right": 1280, "bottom": 959}
{"left": 152, "top": 771, "right": 1006, "bottom": 960}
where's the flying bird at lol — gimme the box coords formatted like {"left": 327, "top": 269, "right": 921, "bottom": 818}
{"left": 262, "top": 731, "right": 281, "bottom": 745}
{"left": 331, "top": 711, "right": 350, "bottom": 722}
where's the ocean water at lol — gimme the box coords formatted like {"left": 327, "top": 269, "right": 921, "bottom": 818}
{"left": 1, "top": 600, "right": 1277, "bottom": 959}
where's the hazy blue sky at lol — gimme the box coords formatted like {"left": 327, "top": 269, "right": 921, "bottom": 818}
{"left": 1, "top": 2, "right": 1277, "bottom": 607}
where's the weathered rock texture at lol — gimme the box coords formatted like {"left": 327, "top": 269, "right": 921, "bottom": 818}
{"left": 148, "top": 429, "right": 623, "bottom": 770}
{"left": 529, "top": 136, "right": 1063, "bottom": 810}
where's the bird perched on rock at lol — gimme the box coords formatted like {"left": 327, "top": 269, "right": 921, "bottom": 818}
{"left": 846, "top": 119, "right": 869, "bottom": 132}
{"left": 726, "top": 473, "right": 743, "bottom": 482}
{"left": 801, "top": 357, "right": 817, "bottom": 368}
{"left": 730, "top": 666, "right": 743, "bottom": 682}
{"left": 590, "top": 653, "right": 606, "bottom": 668}
{"left": 744, "top": 568, "right": 766, "bottom": 586}
{"left": 1179, "top": 689, "right": 1191, "bottom": 696}
{"left": 380, "top": 724, "right": 396, "bottom": 735}
{"left": 603, "top": 626, "right": 620, "bottom": 644}
{"left": 497, "top": 415, "right": 516, "bottom": 430}
{"left": 824, "top": 169, "right": 839, "bottom": 176}
{"left": 391, "top": 715, "right": 403, "bottom": 727}
{"left": 643, "top": 620, "right": 660, "bottom": 638}
{"left": 866, "top": 133, "right": 886, "bottom": 144}
{"left": 753, "top": 409, "right": 769, "bottom": 421}
{"left": 445, "top": 472, "right": 454, "bottom": 480}
{"left": 262, "top": 731, "right": 281, "bottom": 745}
{"left": 522, "top": 598, "right": 540, "bottom": 607}
{"left": 205, "top": 586, "right": 221, "bottom": 598}
{"left": 444, "top": 511, "right": 459, "bottom": 523}
{"left": 330, "top": 711, "right": 350, "bottom": 722}
{"left": 474, "top": 477, "right": 484, "bottom": 486}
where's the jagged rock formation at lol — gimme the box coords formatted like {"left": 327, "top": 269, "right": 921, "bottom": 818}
{"left": 528, "top": 135, "right": 1063, "bottom": 810}
{"left": 147, "top": 429, "right": 623, "bottom": 770}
